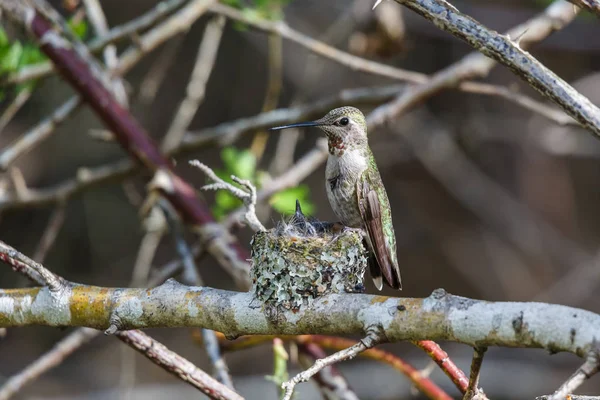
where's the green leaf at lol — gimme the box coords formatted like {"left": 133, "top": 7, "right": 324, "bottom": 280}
{"left": 270, "top": 184, "right": 314, "bottom": 216}
{"left": 215, "top": 190, "right": 242, "bottom": 211}
{"left": 68, "top": 17, "right": 88, "bottom": 39}
{"left": 220, "top": 0, "right": 243, "bottom": 8}
{"left": 220, "top": 146, "right": 256, "bottom": 180}
{"left": 20, "top": 45, "right": 45, "bottom": 66}
{"left": 0, "top": 41, "right": 23, "bottom": 73}
{"left": 0, "top": 28, "right": 9, "bottom": 48}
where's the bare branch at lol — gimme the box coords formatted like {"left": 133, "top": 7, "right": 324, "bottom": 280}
{"left": 0, "top": 240, "right": 60, "bottom": 290}
{"left": 0, "top": 96, "right": 82, "bottom": 171}
{"left": 387, "top": 0, "right": 600, "bottom": 135}
{"left": 548, "top": 345, "right": 600, "bottom": 400}
{"left": 115, "top": 330, "right": 243, "bottom": 400}
{"left": 567, "top": 0, "right": 600, "bottom": 17}
{"left": 0, "top": 328, "right": 98, "bottom": 400}
{"left": 297, "top": 342, "right": 359, "bottom": 400}
{"left": 162, "top": 15, "right": 225, "bottom": 152}
{"left": 32, "top": 203, "right": 66, "bottom": 263}
{"left": 82, "top": 0, "right": 128, "bottom": 105}
{"left": 189, "top": 160, "right": 265, "bottom": 232}
{"left": 114, "top": 0, "right": 217, "bottom": 77}
{"left": 282, "top": 329, "right": 383, "bottom": 400}
{"left": 464, "top": 347, "right": 488, "bottom": 400}
{"left": 413, "top": 340, "right": 470, "bottom": 394}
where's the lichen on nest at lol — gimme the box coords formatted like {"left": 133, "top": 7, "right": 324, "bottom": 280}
{"left": 250, "top": 200, "right": 368, "bottom": 311}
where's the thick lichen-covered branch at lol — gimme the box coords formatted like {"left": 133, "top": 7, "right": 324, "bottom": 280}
{"left": 0, "top": 281, "right": 598, "bottom": 359}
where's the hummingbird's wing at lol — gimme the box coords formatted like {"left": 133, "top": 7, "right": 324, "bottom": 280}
{"left": 357, "top": 172, "right": 402, "bottom": 290}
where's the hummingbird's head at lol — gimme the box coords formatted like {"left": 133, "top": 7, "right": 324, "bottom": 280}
{"left": 270, "top": 106, "right": 368, "bottom": 156}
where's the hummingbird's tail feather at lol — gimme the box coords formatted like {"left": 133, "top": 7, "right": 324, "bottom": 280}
{"left": 367, "top": 250, "right": 384, "bottom": 290}
{"left": 359, "top": 180, "right": 402, "bottom": 290}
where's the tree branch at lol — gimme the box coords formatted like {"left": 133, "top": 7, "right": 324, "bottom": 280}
{"left": 389, "top": 0, "right": 600, "bottom": 135}
{"left": 1, "top": 282, "right": 599, "bottom": 360}
{"left": 568, "top": 0, "right": 600, "bottom": 17}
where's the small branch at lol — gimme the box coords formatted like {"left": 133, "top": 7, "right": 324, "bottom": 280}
{"left": 162, "top": 15, "right": 225, "bottom": 152}
{"left": 282, "top": 329, "right": 384, "bottom": 400}
{"left": 413, "top": 340, "right": 470, "bottom": 394}
{"left": 114, "top": 0, "right": 217, "bottom": 77}
{"left": 189, "top": 160, "right": 266, "bottom": 232}
{"left": 224, "top": 139, "right": 328, "bottom": 229}
{"left": 83, "top": 0, "right": 128, "bottom": 106}
{"left": 202, "top": 328, "right": 235, "bottom": 390}
{"left": 32, "top": 203, "right": 66, "bottom": 263}
{"left": 0, "top": 240, "right": 61, "bottom": 290}
{"left": 389, "top": 0, "right": 600, "bottom": 135}
{"left": 463, "top": 347, "right": 487, "bottom": 400}
{"left": 568, "top": 0, "right": 600, "bottom": 17}
{"left": 0, "top": 88, "right": 34, "bottom": 134}
{"left": 548, "top": 345, "right": 600, "bottom": 400}
{"left": 297, "top": 342, "right": 359, "bottom": 400}
{"left": 0, "top": 96, "right": 82, "bottom": 171}
{"left": 115, "top": 329, "right": 243, "bottom": 400}
{"left": 0, "top": 328, "right": 98, "bottom": 400}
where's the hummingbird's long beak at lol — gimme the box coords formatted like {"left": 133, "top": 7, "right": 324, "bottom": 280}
{"left": 269, "top": 121, "right": 321, "bottom": 131}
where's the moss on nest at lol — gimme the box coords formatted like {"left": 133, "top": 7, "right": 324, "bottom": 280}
{"left": 250, "top": 201, "right": 368, "bottom": 311}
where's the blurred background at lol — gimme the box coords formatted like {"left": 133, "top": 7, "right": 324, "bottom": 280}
{"left": 1, "top": 0, "right": 600, "bottom": 398}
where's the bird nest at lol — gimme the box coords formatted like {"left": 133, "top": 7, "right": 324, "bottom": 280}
{"left": 250, "top": 201, "right": 368, "bottom": 311}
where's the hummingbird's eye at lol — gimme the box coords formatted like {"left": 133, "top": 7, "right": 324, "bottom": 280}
{"left": 339, "top": 117, "right": 349, "bottom": 126}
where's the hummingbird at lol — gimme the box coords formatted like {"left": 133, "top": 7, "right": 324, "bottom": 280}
{"left": 270, "top": 106, "right": 401, "bottom": 290}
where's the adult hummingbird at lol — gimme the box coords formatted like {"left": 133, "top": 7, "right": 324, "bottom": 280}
{"left": 270, "top": 106, "right": 401, "bottom": 290}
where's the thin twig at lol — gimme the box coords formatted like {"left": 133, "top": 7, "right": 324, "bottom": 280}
{"left": 297, "top": 342, "right": 359, "bottom": 400}
{"left": 162, "top": 15, "right": 225, "bottom": 152}
{"left": 0, "top": 96, "right": 82, "bottom": 170}
{"left": 464, "top": 347, "right": 487, "bottom": 400}
{"left": 114, "top": 0, "right": 217, "bottom": 77}
{"left": 0, "top": 328, "right": 98, "bottom": 400}
{"left": 32, "top": 203, "right": 66, "bottom": 263}
{"left": 567, "top": 0, "right": 600, "bottom": 17}
{"left": 281, "top": 329, "right": 384, "bottom": 400}
{"left": 0, "top": 88, "right": 34, "bottom": 134}
{"left": 136, "top": 35, "right": 185, "bottom": 104}
{"left": 548, "top": 345, "right": 600, "bottom": 400}
{"left": 189, "top": 160, "right": 266, "bottom": 232}
{"left": 83, "top": 0, "right": 128, "bottom": 106}
{"left": 0, "top": 240, "right": 60, "bottom": 290}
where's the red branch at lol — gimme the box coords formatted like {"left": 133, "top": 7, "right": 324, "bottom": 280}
{"left": 27, "top": 7, "right": 247, "bottom": 261}
{"left": 414, "top": 340, "right": 469, "bottom": 393}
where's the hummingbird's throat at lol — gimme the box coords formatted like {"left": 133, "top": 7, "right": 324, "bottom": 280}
{"left": 328, "top": 136, "right": 346, "bottom": 156}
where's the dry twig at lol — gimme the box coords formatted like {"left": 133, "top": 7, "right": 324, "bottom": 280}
{"left": 282, "top": 329, "right": 384, "bottom": 400}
